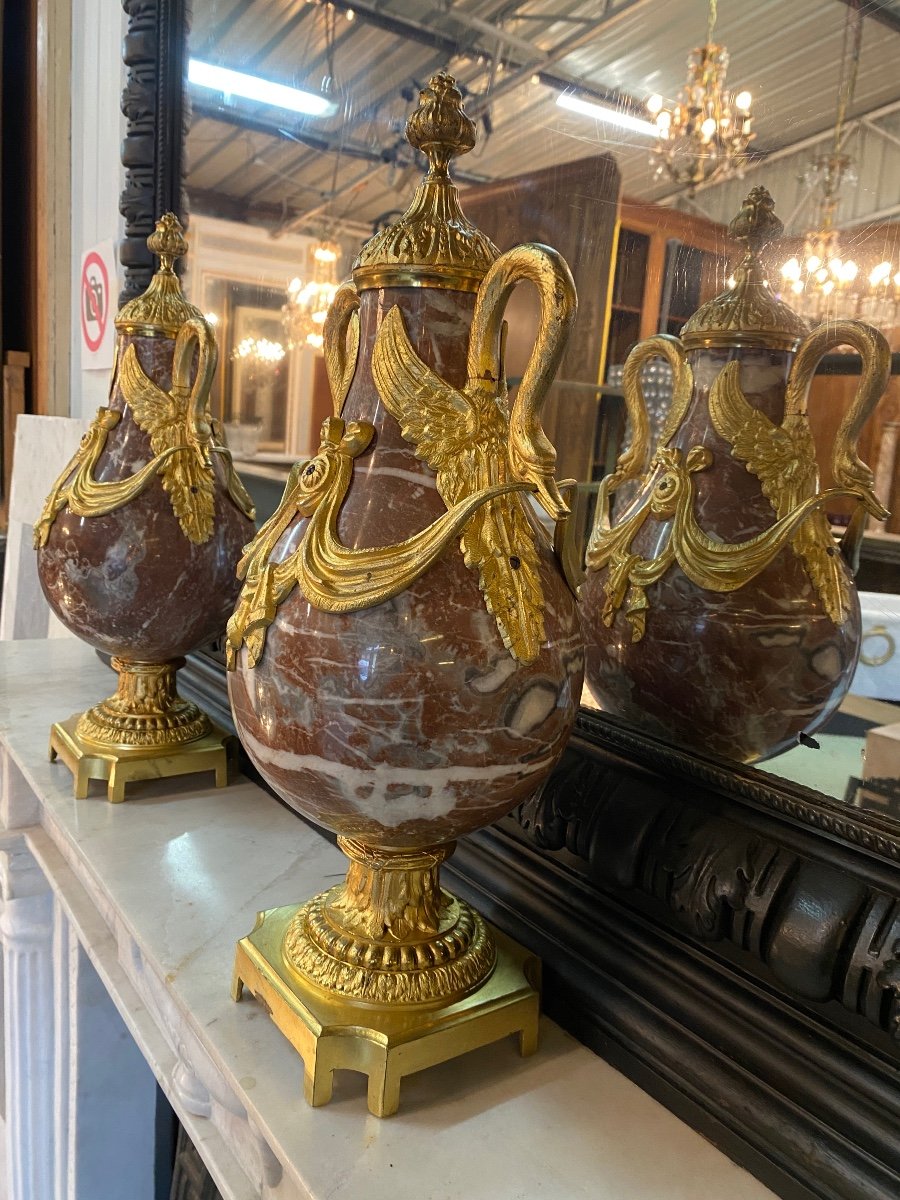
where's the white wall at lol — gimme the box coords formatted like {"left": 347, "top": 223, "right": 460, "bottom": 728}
{"left": 68, "top": 0, "right": 125, "bottom": 419}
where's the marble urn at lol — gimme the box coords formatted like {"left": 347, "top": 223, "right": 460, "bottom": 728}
{"left": 36, "top": 215, "right": 256, "bottom": 801}
{"left": 582, "top": 187, "right": 891, "bottom": 764}
{"left": 227, "top": 74, "right": 583, "bottom": 1114}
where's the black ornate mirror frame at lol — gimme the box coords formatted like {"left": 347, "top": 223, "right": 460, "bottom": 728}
{"left": 119, "top": 4, "right": 900, "bottom": 1197}
{"left": 119, "top": 0, "right": 188, "bottom": 305}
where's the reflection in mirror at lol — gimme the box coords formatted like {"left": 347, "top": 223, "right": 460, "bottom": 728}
{"left": 181, "top": 0, "right": 898, "bottom": 796}
{"left": 185, "top": 218, "right": 340, "bottom": 461}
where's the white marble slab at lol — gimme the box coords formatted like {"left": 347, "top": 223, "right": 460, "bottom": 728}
{"left": 1, "top": 415, "right": 90, "bottom": 643}
{"left": 0, "top": 639, "right": 776, "bottom": 1200}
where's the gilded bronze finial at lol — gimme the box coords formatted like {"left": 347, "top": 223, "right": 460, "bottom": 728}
{"left": 147, "top": 212, "right": 189, "bottom": 274}
{"left": 116, "top": 211, "right": 204, "bottom": 337}
{"left": 353, "top": 71, "right": 498, "bottom": 292}
{"left": 405, "top": 72, "right": 476, "bottom": 177}
{"left": 681, "top": 187, "right": 807, "bottom": 352}
{"left": 728, "top": 185, "right": 783, "bottom": 255}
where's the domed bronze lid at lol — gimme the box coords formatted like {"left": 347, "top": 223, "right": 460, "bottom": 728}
{"left": 352, "top": 73, "right": 499, "bottom": 293}
{"left": 681, "top": 186, "right": 808, "bottom": 352}
{"left": 116, "top": 213, "right": 204, "bottom": 337}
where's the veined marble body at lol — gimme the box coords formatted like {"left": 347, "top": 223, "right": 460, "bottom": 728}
{"left": 582, "top": 347, "right": 861, "bottom": 764}
{"left": 229, "top": 285, "right": 584, "bottom": 850}
{"left": 37, "top": 333, "right": 254, "bottom": 661}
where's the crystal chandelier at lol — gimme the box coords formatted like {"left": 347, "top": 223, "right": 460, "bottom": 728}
{"left": 231, "top": 336, "right": 285, "bottom": 365}
{"left": 778, "top": 3, "right": 900, "bottom": 337}
{"left": 647, "top": 0, "right": 754, "bottom": 193}
{"left": 282, "top": 241, "right": 340, "bottom": 352}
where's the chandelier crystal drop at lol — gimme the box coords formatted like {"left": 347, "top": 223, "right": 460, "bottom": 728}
{"left": 646, "top": 0, "right": 754, "bottom": 193}
{"left": 282, "top": 241, "right": 340, "bottom": 352}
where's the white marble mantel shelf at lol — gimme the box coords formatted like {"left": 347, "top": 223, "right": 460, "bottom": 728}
{"left": 0, "top": 639, "right": 776, "bottom": 1200}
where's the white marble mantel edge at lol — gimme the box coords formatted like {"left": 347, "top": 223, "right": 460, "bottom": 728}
{"left": 7, "top": 822, "right": 267, "bottom": 1200}
{"left": 0, "top": 639, "right": 777, "bottom": 1200}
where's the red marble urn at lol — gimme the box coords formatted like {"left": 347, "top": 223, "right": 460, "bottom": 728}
{"left": 582, "top": 187, "right": 891, "bottom": 764}
{"left": 36, "top": 215, "right": 256, "bottom": 800}
{"left": 226, "top": 75, "right": 582, "bottom": 1058}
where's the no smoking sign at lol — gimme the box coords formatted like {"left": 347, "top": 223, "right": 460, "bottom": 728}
{"left": 80, "top": 240, "right": 116, "bottom": 369}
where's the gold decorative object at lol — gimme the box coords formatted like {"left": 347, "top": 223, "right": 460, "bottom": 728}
{"left": 681, "top": 187, "right": 808, "bottom": 351}
{"left": 225, "top": 415, "right": 525, "bottom": 669}
{"left": 588, "top": 443, "right": 857, "bottom": 644}
{"left": 115, "top": 213, "right": 204, "bottom": 337}
{"left": 859, "top": 626, "right": 896, "bottom": 668}
{"left": 34, "top": 409, "right": 171, "bottom": 547}
{"left": 232, "top": 906, "right": 539, "bottom": 1119}
{"left": 582, "top": 187, "right": 891, "bottom": 764}
{"left": 37, "top": 214, "right": 256, "bottom": 801}
{"left": 228, "top": 196, "right": 577, "bottom": 674}
{"left": 50, "top": 660, "right": 230, "bottom": 803}
{"left": 229, "top": 73, "right": 582, "bottom": 1115}
{"left": 353, "top": 73, "right": 499, "bottom": 291}
{"left": 322, "top": 281, "right": 360, "bottom": 408}
{"left": 647, "top": 0, "right": 754, "bottom": 193}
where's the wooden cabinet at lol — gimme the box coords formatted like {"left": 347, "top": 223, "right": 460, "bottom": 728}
{"left": 463, "top": 153, "right": 621, "bottom": 489}
{"left": 603, "top": 199, "right": 728, "bottom": 373}
{"left": 606, "top": 228, "right": 650, "bottom": 368}
{"left": 807, "top": 366, "right": 900, "bottom": 536}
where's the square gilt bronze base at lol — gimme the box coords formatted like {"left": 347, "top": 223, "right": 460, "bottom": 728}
{"left": 49, "top": 715, "right": 233, "bottom": 803}
{"left": 232, "top": 903, "right": 541, "bottom": 1117}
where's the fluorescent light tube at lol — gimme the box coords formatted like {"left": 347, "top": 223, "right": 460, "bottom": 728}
{"left": 188, "top": 58, "right": 337, "bottom": 118}
{"left": 556, "top": 92, "right": 656, "bottom": 137}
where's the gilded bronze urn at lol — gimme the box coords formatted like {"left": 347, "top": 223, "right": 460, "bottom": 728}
{"left": 36, "top": 215, "right": 256, "bottom": 800}
{"left": 227, "top": 74, "right": 584, "bottom": 1114}
{"left": 582, "top": 187, "right": 890, "bottom": 763}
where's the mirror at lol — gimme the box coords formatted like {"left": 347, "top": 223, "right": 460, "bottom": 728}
{"left": 167, "top": 0, "right": 899, "bottom": 808}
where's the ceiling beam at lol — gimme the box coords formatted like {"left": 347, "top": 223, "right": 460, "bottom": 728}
{"left": 189, "top": 0, "right": 364, "bottom": 182}
{"left": 187, "top": 185, "right": 371, "bottom": 238}
{"left": 191, "top": 101, "right": 489, "bottom": 184}
{"left": 193, "top": 0, "right": 482, "bottom": 211}
{"left": 839, "top": 199, "right": 900, "bottom": 227}
{"left": 276, "top": 0, "right": 655, "bottom": 235}
{"left": 836, "top": 0, "right": 900, "bottom": 36}
{"left": 320, "top": 0, "right": 632, "bottom": 112}
{"left": 861, "top": 117, "right": 900, "bottom": 154}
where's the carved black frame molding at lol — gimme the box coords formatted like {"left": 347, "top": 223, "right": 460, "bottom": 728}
{"left": 450, "top": 710, "right": 900, "bottom": 1200}
{"left": 119, "top": 0, "right": 189, "bottom": 304}
{"left": 122, "top": 5, "right": 900, "bottom": 1193}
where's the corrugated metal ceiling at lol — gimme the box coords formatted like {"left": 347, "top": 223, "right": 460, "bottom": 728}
{"left": 186, "top": 0, "right": 900, "bottom": 238}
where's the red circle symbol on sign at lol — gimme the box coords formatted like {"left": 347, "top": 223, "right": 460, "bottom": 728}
{"left": 81, "top": 251, "right": 110, "bottom": 354}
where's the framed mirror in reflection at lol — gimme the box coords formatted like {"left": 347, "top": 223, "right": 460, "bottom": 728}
{"left": 184, "top": 216, "right": 343, "bottom": 459}
{"left": 147, "top": 0, "right": 900, "bottom": 807}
